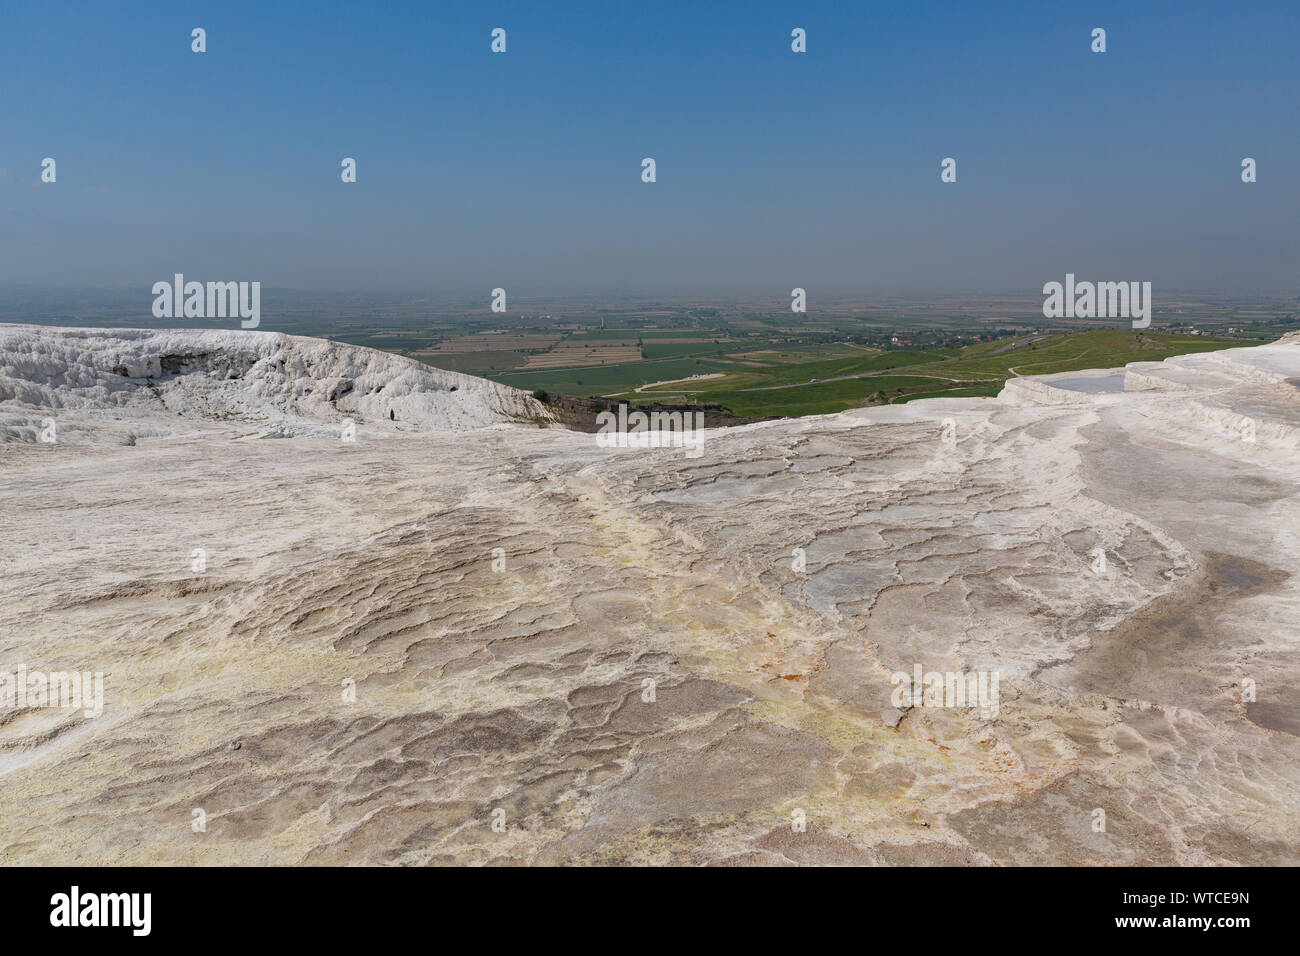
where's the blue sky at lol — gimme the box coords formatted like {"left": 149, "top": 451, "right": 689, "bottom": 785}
{"left": 1, "top": 0, "right": 1296, "bottom": 297}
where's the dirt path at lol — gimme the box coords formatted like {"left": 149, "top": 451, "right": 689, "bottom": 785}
{"left": 632, "top": 372, "right": 726, "bottom": 392}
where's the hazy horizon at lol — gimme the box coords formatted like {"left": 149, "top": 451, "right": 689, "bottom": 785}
{"left": 3, "top": 0, "right": 1298, "bottom": 299}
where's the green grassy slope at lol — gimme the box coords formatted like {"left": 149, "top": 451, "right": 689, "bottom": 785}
{"left": 481, "top": 329, "right": 1250, "bottom": 417}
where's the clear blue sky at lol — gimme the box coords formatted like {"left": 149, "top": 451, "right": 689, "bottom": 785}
{"left": 2, "top": 0, "right": 1296, "bottom": 297}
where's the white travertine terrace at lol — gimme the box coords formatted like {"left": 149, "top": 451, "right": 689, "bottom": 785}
{"left": 0, "top": 324, "right": 550, "bottom": 444}
{"left": 1, "top": 325, "right": 1298, "bottom": 865}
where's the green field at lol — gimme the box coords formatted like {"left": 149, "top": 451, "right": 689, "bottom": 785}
{"left": 681, "top": 330, "right": 1245, "bottom": 416}
{"left": 488, "top": 356, "right": 735, "bottom": 395}
{"left": 640, "top": 340, "right": 746, "bottom": 360}
{"left": 486, "top": 330, "right": 1247, "bottom": 418}
{"left": 420, "top": 350, "right": 526, "bottom": 373}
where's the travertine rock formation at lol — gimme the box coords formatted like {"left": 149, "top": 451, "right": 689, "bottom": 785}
{"left": 0, "top": 325, "right": 550, "bottom": 445}
{"left": 1, "top": 325, "right": 1297, "bottom": 865}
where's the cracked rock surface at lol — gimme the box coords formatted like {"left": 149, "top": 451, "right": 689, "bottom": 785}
{"left": 1, "top": 326, "right": 1298, "bottom": 865}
